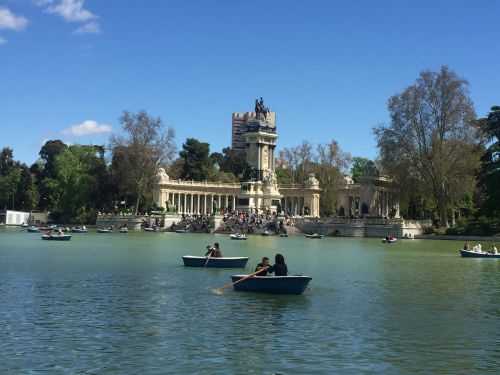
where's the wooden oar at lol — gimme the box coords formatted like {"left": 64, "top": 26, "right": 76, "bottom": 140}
{"left": 212, "top": 267, "right": 269, "bottom": 295}
{"left": 204, "top": 253, "right": 212, "bottom": 267}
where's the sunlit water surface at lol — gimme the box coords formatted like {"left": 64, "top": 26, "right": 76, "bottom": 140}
{"left": 0, "top": 228, "right": 499, "bottom": 374}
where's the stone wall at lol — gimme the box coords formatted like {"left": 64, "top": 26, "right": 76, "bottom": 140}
{"left": 295, "top": 218, "right": 431, "bottom": 238}
{"left": 96, "top": 214, "right": 183, "bottom": 230}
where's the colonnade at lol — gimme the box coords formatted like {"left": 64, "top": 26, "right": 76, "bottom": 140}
{"left": 164, "top": 191, "right": 237, "bottom": 215}
{"left": 282, "top": 196, "right": 306, "bottom": 216}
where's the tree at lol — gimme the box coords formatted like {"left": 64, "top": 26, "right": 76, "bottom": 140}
{"left": 314, "top": 140, "right": 351, "bottom": 216}
{"left": 39, "top": 140, "right": 67, "bottom": 179}
{"left": 111, "top": 111, "right": 176, "bottom": 215}
{"left": 212, "top": 147, "right": 252, "bottom": 181}
{"left": 51, "top": 145, "right": 112, "bottom": 223}
{"left": 351, "top": 156, "right": 373, "bottom": 182}
{"left": 477, "top": 106, "right": 500, "bottom": 216}
{"left": 35, "top": 140, "right": 67, "bottom": 210}
{"left": 179, "top": 138, "right": 212, "bottom": 181}
{"left": 0, "top": 148, "right": 37, "bottom": 210}
{"left": 275, "top": 140, "right": 351, "bottom": 216}
{"left": 374, "top": 66, "right": 480, "bottom": 227}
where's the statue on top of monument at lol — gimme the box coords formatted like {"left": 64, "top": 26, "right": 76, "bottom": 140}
{"left": 254, "top": 97, "right": 270, "bottom": 120}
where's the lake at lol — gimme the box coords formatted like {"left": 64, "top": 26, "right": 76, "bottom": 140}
{"left": 0, "top": 228, "right": 499, "bottom": 374}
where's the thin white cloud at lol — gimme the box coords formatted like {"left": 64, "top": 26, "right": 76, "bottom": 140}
{"left": 0, "top": 36, "right": 6, "bottom": 45}
{"left": 74, "top": 20, "right": 99, "bottom": 34}
{"left": 0, "top": 7, "right": 29, "bottom": 31}
{"left": 47, "top": 0, "right": 96, "bottom": 22}
{"left": 35, "top": 0, "right": 100, "bottom": 34}
{"left": 62, "top": 120, "right": 112, "bottom": 137}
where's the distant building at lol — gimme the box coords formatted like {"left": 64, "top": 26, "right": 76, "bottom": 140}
{"left": 0, "top": 210, "right": 48, "bottom": 226}
{"left": 155, "top": 102, "right": 321, "bottom": 216}
{"left": 0, "top": 210, "right": 30, "bottom": 226}
{"left": 231, "top": 111, "right": 276, "bottom": 152}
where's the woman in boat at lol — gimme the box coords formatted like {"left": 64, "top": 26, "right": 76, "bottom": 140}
{"left": 463, "top": 242, "right": 469, "bottom": 251}
{"left": 268, "top": 253, "right": 288, "bottom": 276}
{"left": 255, "top": 257, "right": 270, "bottom": 276}
{"left": 205, "top": 242, "right": 222, "bottom": 258}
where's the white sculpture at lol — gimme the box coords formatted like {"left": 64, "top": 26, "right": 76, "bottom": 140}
{"left": 157, "top": 167, "right": 170, "bottom": 183}
{"left": 306, "top": 173, "right": 320, "bottom": 187}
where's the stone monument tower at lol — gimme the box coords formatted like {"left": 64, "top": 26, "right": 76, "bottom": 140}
{"left": 244, "top": 97, "right": 278, "bottom": 181}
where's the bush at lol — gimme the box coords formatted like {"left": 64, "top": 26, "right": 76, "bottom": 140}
{"left": 446, "top": 217, "right": 500, "bottom": 236}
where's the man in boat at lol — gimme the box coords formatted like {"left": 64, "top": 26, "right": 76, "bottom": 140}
{"left": 267, "top": 254, "right": 288, "bottom": 276}
{"left": 255, "top": 257, "right": 270, "bottom": 276}
{"left": 205, "top": 242, "right": 222, "bottom": 258}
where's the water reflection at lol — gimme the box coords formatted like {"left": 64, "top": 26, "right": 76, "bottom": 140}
{"left": 1, "top": 230, "right": 500, "bottom": 374}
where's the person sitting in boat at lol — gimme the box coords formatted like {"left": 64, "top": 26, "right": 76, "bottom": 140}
{"left": 463, "top": 242, "right": 469, "bottom": 250}
{"left": 255, "top": 257, "right": 270, "bottom": 276}
{"left": 205, "top": 242, "right": 222, "bottom": 258}
{"left": 267, "top": 253, "right": 288, "bottom": 276}
{"left": 491, "top": 245, "right": 498, "bottom": 255}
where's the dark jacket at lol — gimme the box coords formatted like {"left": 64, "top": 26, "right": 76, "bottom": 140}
{"left": 255, "top": 263, "right": 269, "bottom": 276}
{"left": 268, "top": 263, "right": 288, "bottom": 276}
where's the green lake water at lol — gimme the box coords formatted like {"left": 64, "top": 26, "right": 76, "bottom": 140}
{"left": 0, "top": 228, "right": 499, "bottom": 374}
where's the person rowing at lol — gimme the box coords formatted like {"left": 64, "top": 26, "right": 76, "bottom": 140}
{"left": 255, "top": 257, "right": 271, "bottom": 276}
{"left": 205, "top": 242, "right": 222, "bottom": 258}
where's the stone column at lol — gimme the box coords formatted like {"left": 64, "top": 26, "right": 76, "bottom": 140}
{"left": 177, "top": 193, "right": 181, "bottom": 214}
{"left": 225, "top": 195, "right": 228, "bottom": 210}
{"left": 217, "top": 195, "right": 221, "bottom": 214}
{"left": 257, "top": 144, "right": 261, "bottom": 179}
{"left": 204, "top": 194, "right": 207, "bottom": 215}
{"left": 197, "top": 194, "right": 201, "bottom": 214}
{"left": 233, "top": 195, "right": 236, "bottom": 212}
{"left": 183, "top": 193, "right": 187, "bottom": 214}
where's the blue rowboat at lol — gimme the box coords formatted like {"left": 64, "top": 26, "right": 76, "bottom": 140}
{"left": 230, "top": 275, "right": 312, "bottom": 295}
{"left": 41, "top": 234, "right": 72, "bottom": 241}
{"left": 460, "top": 249, "right": 500, "bottom": 258}
{"left": 27, "top": 226, "right": 40, "bottom": 233}
{"left": 182, "top": 256, "right": 249, "bottom": 268}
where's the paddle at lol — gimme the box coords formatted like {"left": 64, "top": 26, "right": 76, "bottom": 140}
{"left": 204, "top": 252, "right": 212, "bottom": 267}
{"left": 212, "top": 267, "right": 269, "bottom": 295}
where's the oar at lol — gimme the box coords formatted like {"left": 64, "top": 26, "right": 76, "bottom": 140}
{"left": 212, "top": 267, "right": 268, "bottom": 295}
{"left": 204, "top": 252, "right": 212, "bottom": 267}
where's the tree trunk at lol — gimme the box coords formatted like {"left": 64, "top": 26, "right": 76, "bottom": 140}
{"left": 438, "top": 201, "right": 448, "bottom": 228}
{"left": 134, "top": 195, "right": 140, "bottom": 216}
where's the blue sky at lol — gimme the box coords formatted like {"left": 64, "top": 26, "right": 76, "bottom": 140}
{"left": 1, "top": 0, "right": 499, "bottom": 165}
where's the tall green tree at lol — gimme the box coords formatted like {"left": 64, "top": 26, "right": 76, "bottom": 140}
{"left": 374, "top": 66, "right": 480, "bottom": 227}
{"left": 35, "top": 140, "right": 67, "bottom": 210}
{"left": 0, "top": 148, "right": 37, "bottom": 210}
{"left": 350, "top": 157, "right": 378, "bottom": 181}
{"left": 110, "top": 111, "right": 176, "bottom": 214}
{"left": 477, "top": 106, "right": 500, "bottom": 217}
{"left": 179, "top": 138, "right": 212, "bottom": 181}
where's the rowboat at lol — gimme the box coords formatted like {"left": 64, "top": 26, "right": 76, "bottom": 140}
{"left": 119, "top": 227, "right": 128, "bottom": 233}
{"left": 182, "top": 255, "right": 249, "bottom": 268}
{"left": 230, "top": 275, "right": 312, "bottom": 295}
{"left": 27, "top": 226, "right": 40, "bottom": 233}
{"left": 97, "top": 228, "right": 113, "bottom": 233}
{"left": 280, "top": 233, "right": 289, "bottom": 237}
{"left": 230, "top": 233, "right": 247, "bottom": 240}
{"left": 144, "top": 227, "right": 159, "bottom": 232}
{"left": 305, "top": 233, "right": 323, "bottom": 239}
{"left": 175, "top": 229, "right": 189, "bottom": 233}
{"left": 71, "top": 226, "right": 88, "bottom": 233}
{"left": 41, "top": 233, "right": 72, "bottom": 241}
{"left": 261, "top": 230, "right": 272, "bottom": 236}
{"left": 460, "top": 249, "right": 500, "bottom": 258}
{"left": 382, "top": 238, "right": 397, "bottom": 244}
